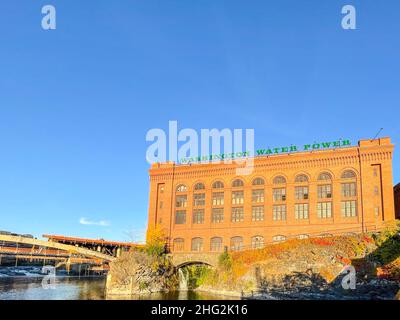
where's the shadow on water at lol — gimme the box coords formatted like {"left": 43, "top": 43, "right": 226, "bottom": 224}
{"left": 0, "top": 275, "right": 236, "bottom": 300}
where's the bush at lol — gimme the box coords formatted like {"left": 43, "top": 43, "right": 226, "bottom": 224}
{"left": 218, "top": 252, "right": 233, "bottom": 271}
{"left": 145, "top": 225, "right": 167, "bottom": 256}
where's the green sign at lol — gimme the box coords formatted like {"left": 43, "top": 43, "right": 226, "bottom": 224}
{"left": 179, "top": 139, "right": 351, "bottom": 164}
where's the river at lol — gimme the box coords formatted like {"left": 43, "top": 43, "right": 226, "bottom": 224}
{"left": 0, "top": 267, "right": 236, "bottom": 300}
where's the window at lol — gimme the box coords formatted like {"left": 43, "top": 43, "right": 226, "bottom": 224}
{"left": 341, "top": 170, "right": 356, "bottom": 179}
{"left": 232, "top": 191, "right": 244, "bottom": 205}
{"left": 193, "top": 193, "right": 205, "bottom": 206}
{"left": 273, "top": 188, "right": 286, "bottom": 202}
{"left": 192, "top": 209, "right": 205, "bottom": 224}
{"left": 374, "top": 206, "right": 380, "bottom": 217}
{"left": 160, "top": 185, "right": 165, "bottom": 193}
{"left": 231, "top": 207, "right": 244, "bottom": 222}
{"left": 252, "top": 236, "right": 264, "bottom": 249}
{"left": 252, "top": 206, "right": 264, "bottom": 221}
{"left": 191, "top": 238, "right": 203, "bottom": 252}
{"left": 341, "top": 200, "right": 357, "bottom": 217}
{"left": 295, "top": 186, "right": 309, "bottom": 200}
{"left": 374, "top": 186, "right": 379, "bottom": 196}
{"left": 317, "top": 202, "right": 332, "bottom": 218}
{"left": 319, "top": 233, "right": 333, "bottom": 238}
{"left": 252, "top": 189, "right": 264, "bottom": 203}
{"left": 194, "top": 182, "right": 205, "bottom": 190}
{"left": 341, "top": 183, "right": 356, "bottom": 197}
{"left": 212, "top": 208, "right": 224, "bottom": 223}
{"left": 176, "top": 195, "right": 187, "bottom": 208}
{"left": 230, "top": 236, "right": 243, "bottom": 251}
{"left": 212, "top": 192, "right": 224, "bottom": 206}
{"left": 159, "top": 201, "right": 163, "bottom": 209}
{"left": 318, "top": 172, "right": 332, "bottom": 181}
{"left": 173, "top": 238, "right": 184, "bottom": 251}
{"left": 252, "top": 178, "right": 265, "bottom": 186}
{"left": 175, "top": 210, "right": 186, "bottom": 224}
{"left": 297, "top": 234, "right": 309, "bottom": 240}
{"left": 295, "top": 174, "right": 309, "bottom": 183}
{"left": 232, "top": 179, "right": 244, "bottom": 188}
{"left": 176, "top": 184, "right": 187, "bottom": 192}
{"left": 212, "top": 181, "right": 224, "bottom": 189}
{"left": 272, "top": 235, "right": 286, "bottom": 243}
{"left": 318, "top": 185, "right": 332, "bottom": 199}
{"left": 273, "top": 176, "right": 286, "bottom": 184}
{"left": 273, "top": 205, "right": 286, "bottom": 221}
{"left": 295, "top": 203, "right": 309, "bottom": 219}
{"left": 210, "top": 237, "right": 223, "bottom": 252}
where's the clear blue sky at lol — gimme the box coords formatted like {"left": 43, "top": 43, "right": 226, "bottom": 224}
{"left": 0, "top": 0, "right": 399, "bottom": 242}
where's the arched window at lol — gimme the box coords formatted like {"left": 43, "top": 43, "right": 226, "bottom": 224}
{"left": 232, "top": 179, "right": 244, "bottom": 188}
{"left": 212, "top": 181, "right": 224, "bottom": 189}
{"left": 194, "top": 182, "right": 205, "bottom": 190}
{"left": 173, "top": 238, "right": 184, "bottom": 251}
{"left": 342, "top": 232, "right": 357, "bottom": 237}
{"left": 341, "top": 170, "right": 356, "bottom": 179}
{"left": 191, "top": 237, "right": 203, "bottom": 252}
{"left": 318, "top": 233, "right": 333, "bottom": 238}
{"left": 318, "top": 172, "right": 332, "bottom": 181}
{"left": 251, "top": 236, "right": 264, "bottom": 249}
{"left": 252, "top": 178, "right": 265, "bottom": 186}
{"left": 272, "top": 235, "right": 286, "bottom": 243}
{"left": 230, "top": 236, "right": 243, "bottom": 251}
{"left": 176, "top": 184, "right": 187, "bottom": 192}
{"left": 273, "top": 176, "right": 286, "bottom": 184}
{"left": 295, "top": 174, "right": 309, "bottom": 183}
{"left": 210, "top": 237, "right": 223, "bottom": 252}
{"left": 297, "top": 234, "right": 309, "bottom": 240}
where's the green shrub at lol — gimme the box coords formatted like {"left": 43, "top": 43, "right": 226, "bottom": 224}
{"left": 218, "top": 252, "right": 233, "bottom": 271}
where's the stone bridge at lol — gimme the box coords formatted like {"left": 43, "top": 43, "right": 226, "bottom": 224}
{"left": 168, "top": 252, "right": 220, "bottom": 268}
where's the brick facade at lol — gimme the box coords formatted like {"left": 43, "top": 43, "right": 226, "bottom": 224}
{"left": 147, "top": 138, "right": 396, "bottom": 253}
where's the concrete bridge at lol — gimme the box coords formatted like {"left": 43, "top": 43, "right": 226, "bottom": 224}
{"left": 169, "top": 252, "right": 220, "bottom": 268}
{"left": 0, "top": 234, "right": 116, "bottom": 262}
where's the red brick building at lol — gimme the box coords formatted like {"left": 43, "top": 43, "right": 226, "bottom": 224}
{"left": 147, "top": 138, "right": 396, "bottom": 253}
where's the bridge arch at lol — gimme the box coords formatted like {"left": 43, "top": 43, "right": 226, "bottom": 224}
{"left": 169, "top": 252, "right": 220, "bottom": 269}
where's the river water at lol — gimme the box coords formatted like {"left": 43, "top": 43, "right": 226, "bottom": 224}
{"left": 0, "top": 267, "right": 235, "bottom": 300}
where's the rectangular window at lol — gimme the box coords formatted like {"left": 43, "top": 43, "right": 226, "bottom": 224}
{"left": 252, "top": 189, "right": 264, "bottom": 203}
{"left": 175, "top": 195, "right": 187, "bottom": 208}
{"left": 193, "top": 193, "right": 205, "bottom": 206}
{"left": 231, "top": 207, "right": 244, "bottom": 222}
{"left": 175, "top": 210, "right": 186, "bottom": 224}
{"left": 273, "top": 205, "right": 286, "bottom": 221}
{"left": 212, "top": 192, "right": 224, "bottom": 206}
{"left": 295, "top": 203, "right": 309, "bottom": 219}
{"left": 252, "top": 206, "right": 264, "bottom": 221}
{"left": 341, "top": 183, "right": 356, "bottom": 197}
{"left": 341, "top": 201, "right": 357, "bottom": 217}
{"left": 192, "top": 209, "right": 205, "bottom": 224}
{"left": 317, "top": 202, "right": 332, "bottom": 218}
{"left": 273, "top": 188, "right": 286, "bottom": 202}
{"left": 318, "top": 185, "right": 332, "bottom": 199}
{"left": 232, "top": 191, "right": 244, "bottom": 205}
{"left": 211, "top": 208, "right": 224, "bottom": 223}
{"left": 295, "top": 186, "right": 309, "bottom": 200}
